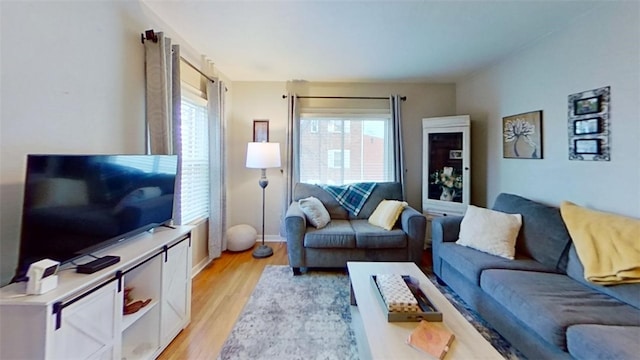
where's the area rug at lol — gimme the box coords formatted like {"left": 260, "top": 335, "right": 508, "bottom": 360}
{"left": 219, "top": 265, "right": 524, "bottom": 360}
{"left": 218, "top": 265, "right": 358, "bottom": 360}
{"left": 423, "top": 271, "right": 526, "bottom": 360}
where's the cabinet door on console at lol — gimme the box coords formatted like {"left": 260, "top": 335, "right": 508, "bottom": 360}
{"left": 160, "top": 238, "right": 192, "bottom": 344}
{"left": 51, "top": 281, "right": 122, "bottom": 360}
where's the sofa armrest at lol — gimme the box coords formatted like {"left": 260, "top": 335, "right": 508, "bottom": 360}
{"left": 431, "top": 215, "right": 463, "bottom": 278}
{"left": 284, "top": 202, "right": 307, "bottom": 268}
{"left": 400, "top": 206, "right": 426, "bottom": 264}
{"left": 432, "top": 216, "right": 463, "bottom": 243}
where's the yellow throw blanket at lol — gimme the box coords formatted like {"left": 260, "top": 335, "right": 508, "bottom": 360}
{"left": 560, "top": 201, "right": 640, "bottom": 285}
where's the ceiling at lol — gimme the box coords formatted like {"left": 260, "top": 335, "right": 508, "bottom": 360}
{"left": 142, "top": 0, "right": 602, "bottom": 83}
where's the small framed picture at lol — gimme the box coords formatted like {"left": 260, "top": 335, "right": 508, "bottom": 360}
{"left": 574, "top": 96, "right": 601, "bottom": 115}
{"left": 573, "top": 118, "right": 601, "bottom": 135}
{"left": 574, "top": 139, "right": 601, "bottom": 154}
{"left": 253, "top": 120, "right": 269, "bottom": 142}
{"left": 449, "top": 150, "right": 463, "bottom": 159}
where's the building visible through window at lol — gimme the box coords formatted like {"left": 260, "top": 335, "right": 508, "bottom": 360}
{"left": 299, "top": 116, "right": 391, "bottom": 185}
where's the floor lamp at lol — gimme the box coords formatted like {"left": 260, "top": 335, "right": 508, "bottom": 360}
{"left": 246, "top": 142, "right": 281, "bottom": 258}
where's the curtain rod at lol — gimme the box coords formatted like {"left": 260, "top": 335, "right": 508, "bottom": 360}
{"left": 281, "top": 95, "right": 406, "bottom": 101}
{"left": 141, "top": 29, "right": 216, "bottom": 84}
{"left": 180, "top": 57, "right": 216, "bottom": 84}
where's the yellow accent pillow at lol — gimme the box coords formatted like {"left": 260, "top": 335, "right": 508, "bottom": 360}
{"left": 368, "top": 200, "right": 407, "bottom": 230}
{"left": 560, "top": 201, "right": 640, "bottom": 284}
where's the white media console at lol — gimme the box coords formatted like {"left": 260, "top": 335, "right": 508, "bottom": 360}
{"left": 0, "top": 226, "right": 192, "bottom": 360}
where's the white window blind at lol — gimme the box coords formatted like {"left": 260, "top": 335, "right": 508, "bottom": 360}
{"left": 179, "top": 87, "right": 209, "bottom": 224}
{"left": 299, "top": 114, "right": 392, "bottom": 185}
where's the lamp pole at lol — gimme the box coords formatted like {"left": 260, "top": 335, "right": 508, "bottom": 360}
{"left": 253, "top": 168, "right": 273, "bottom": 258}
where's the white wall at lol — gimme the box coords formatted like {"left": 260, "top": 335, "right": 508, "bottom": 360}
{"left": 456, "top": 1, "right": 640, "bottom": 217}
{"left": 228, "top": 81, "right": 456, "bottom": 237}
{"left": 0, "top": 1, "right": 211, "bottom": 285}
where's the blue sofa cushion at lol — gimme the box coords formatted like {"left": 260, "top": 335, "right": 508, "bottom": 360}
{"left": 439, "top": 242, "right": 556, "bottom": 285}
{"left": 481, "top": 269, "right": 640, "bottom": 350}
{"left": 492, "top": 193, "right": 572, "bottom": 272}
{"left": 350, "top": 219, "right": 406, "bottom": 249}
{"left": 303, "top": 220, "right": 355, "bottom": 248}
{"left": 567, "top": 324, "right": 640, "bottom": 360}
{"left": 566, "top": 245, "right": 640, "bottom": 310}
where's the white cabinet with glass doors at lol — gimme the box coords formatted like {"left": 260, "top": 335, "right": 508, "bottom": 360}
{"left": 422, "top": 115, "right": 471, "bottom": 245}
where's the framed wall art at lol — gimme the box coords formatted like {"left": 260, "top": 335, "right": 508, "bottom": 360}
{"left": 253, "top": 120, "right": 269, "bottom": 142}
{"left": 502, "top": 110, "right": 543, "bottom": 159}
{"left": 568, "top": 86, "right": 610, "bottom": 161}
{"left": 573, "top": 96, "right": 601, "bottom": 115}
{"left": 573, "top": 118, "right": 602, "bottom": 135}
{"left": 574, "top": 139, "right": 601, "bottom": 154}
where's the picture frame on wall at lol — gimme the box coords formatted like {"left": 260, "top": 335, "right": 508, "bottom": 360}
{"left": 573, "top": 118, "right": 602, "bottom": 135}
{"left": 567, "top": 86, "right": 610, "bottom": 161}
{"left": 574, "top": 139, "right": 601, "bottom": 154}
{"left": 253, "top": 120, "right": 269, "bottom": 142}
{"left": 502, "top": 110, "right": 543, "bottom": 159}
{"left": 573, "top": 95, "right": 601, "bottom": 115}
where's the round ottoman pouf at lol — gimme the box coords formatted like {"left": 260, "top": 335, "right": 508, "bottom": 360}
{"left": 226, "top": 224, "right": 257, "bottom": 252}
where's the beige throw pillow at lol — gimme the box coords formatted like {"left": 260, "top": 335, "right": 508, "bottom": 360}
{"left": 456, "top": 205, "right": 522, "bottom": 259}
{"left": 299, "top": 196, "right": 331, "bottom": 229}
{"left": 368, "top": 200, "right": 407, "bottom": 230}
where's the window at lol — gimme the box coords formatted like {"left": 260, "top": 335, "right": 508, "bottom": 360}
{"left": 327, "top": 119, "right": 350, "bottom": 133}
{"left": 328, "top": 149, "right": 350, "bottom": 168}
{"left": 299, "top": 114, "right": 392, "bottom": 185}
{"left": 310, "top": 120, "right": 319, "bottom": 133}
{"left": 179, "top": 86, "right": 209, "bottom": 224}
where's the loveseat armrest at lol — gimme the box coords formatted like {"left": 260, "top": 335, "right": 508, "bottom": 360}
{"left": 284, "top": 202, "right": 307, "bottom": 270}
{"left": 400, "top": 206, "right": 427, "bottom": 264}
{"left": 431, "top": 215, "right": 463, "bottom": 278}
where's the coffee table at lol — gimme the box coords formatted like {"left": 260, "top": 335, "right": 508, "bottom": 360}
{"left": 347, "top": 261, "right": 502, "bottom": 359}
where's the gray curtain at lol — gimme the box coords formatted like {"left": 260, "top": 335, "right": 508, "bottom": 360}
{"left": 390, "top": 95, "right": 406, "bottom": 200}
{"left": 207, "top": 79, "right": 226, "bottom": 259}
{"left": 144, "top": 32, "right": 180, "bottom": 155}
{"left": 144, "top": 32, "right": 183, "bottom": 221}
{"left": 281, "top": 93, "right": 300, "bottom": 236}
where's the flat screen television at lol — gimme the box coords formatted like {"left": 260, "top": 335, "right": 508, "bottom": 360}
{"left": 13, "top": 154, "right": 178, "bottom": 281}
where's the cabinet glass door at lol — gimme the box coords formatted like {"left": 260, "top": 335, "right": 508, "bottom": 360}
{"left": 427, "top": 131, "right": 464, "bottom": 203}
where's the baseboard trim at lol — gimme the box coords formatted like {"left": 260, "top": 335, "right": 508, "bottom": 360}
{"left": 191, "top": 256, "right": 213, "bottom": 278}
{"left": 258, "top": 235, "right": 286, "bottom": 242}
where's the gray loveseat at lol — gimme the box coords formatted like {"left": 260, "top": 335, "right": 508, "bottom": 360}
{"left": 285, "top": 182, "right": 426, "bottom": 275}
{"left": 432, "top": 193, "right": 640, "bottom": 359}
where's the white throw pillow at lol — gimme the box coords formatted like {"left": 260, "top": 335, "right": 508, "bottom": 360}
{"left": 456, "top": 205, "right": 522, "bottom": 259}
{"left": 298, "top": 196, "right": 331, "bottom": 229}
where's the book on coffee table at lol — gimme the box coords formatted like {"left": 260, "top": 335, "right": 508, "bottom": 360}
{"left": 406, "top": 320, "right": 455, "bottom": 359}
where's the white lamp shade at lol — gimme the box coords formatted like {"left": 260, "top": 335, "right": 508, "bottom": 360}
{"left": 246, "top": 142, "right": 281, "bottom": 169}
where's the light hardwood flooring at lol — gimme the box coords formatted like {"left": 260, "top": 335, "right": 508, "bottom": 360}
{"left": 157, "top": 242, "right": 289, "bottom": 360}
{"left": 158, "top": 243, "right": 431, "bottom": 359}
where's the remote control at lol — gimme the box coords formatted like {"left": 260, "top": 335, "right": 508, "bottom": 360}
{"left": 76, "top": 255, "right": 121, "bottom": 274}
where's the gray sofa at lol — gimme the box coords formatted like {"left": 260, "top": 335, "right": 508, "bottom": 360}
{"left": 432, "top": 193, "right": 640, "bottom": 359}
{"left": 284, "top": 182, "right": 426, "bottom": 275}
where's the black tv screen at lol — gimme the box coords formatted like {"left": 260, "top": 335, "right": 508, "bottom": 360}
{"left": 14, "top": 154, "right": 178, "bottom": 280}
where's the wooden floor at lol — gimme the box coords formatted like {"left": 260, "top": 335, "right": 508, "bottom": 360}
{"left": 158, "top": 242, "right": 289, "bottom": 360}
{"left": 158, "top": 242, "right": 432, "bottom": 359}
